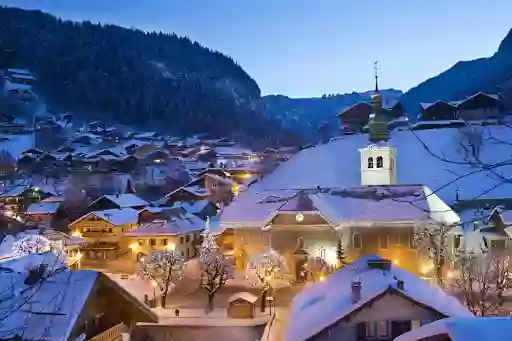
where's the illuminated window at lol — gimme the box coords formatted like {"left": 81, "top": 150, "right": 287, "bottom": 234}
{"left": 368, "top": 157, "right": 374, "bottom": 169}
{"left": 376, "top": 156, "right": 383, "bottom": 168}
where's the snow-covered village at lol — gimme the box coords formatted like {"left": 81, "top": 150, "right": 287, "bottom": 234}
{"left": 1, "top": 2, "right": 512, "bottom": 341}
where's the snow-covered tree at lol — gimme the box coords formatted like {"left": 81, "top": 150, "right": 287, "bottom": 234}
{"left": 448, "top": 251, "right": 512, "bottom": 316}
{"left": 11, "top": 235, "right": 68, "bottom": 266}
{"left": 199, "top": 218, "right": 234, "bottom": 313}
{"left": 138, "top": 250, "right": 184, "bottom": 308}
{"left": 336, "top": 239, "right": 347, "bottom": 267}
{"left": 414, "top": 222, "right": 452, "bottom": 286}
{"left": 246, "top": 249, "right": 287, "bottom": 312}
{"left": 304, "top": 256, "right": 328, "bottom": 282}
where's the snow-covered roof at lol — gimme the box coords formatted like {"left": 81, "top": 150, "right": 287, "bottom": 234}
{"left": 92, "top": 194, "right": 148, "bottom": 208}
{"left": 214, "top": 146, "right": 252, "bottom": 156}
{"left": 420, "top": 100, "right": 457, "bottom": 111}
{"left": 0, "top": 255, "right": 157, "bottom": 340}
{"left": 125, "top": 212, "right": 204, "bottom": 237}
{"left": 286, "top": 255, "right": 472, "bottom": 341}
{"left": 71, "top": 208, "right": 139, "bottom": 227}
{"left": 25, "top": 202, "right": 61, "bottom": 215}
{"left": 171, "top": 200, "right": 214, "bottom": 214}
{"left": 41, "top": 196, "right": 66, "bottom": 203}
{"left": 221, "top": 126, "right": 512, "bottom": 228}
{"left": 228, "top": 292, "right": 258, "bottom": 303}
{"left": 394, "top": 317, "right": 512, "bottom": 341}
{"left": 221, "top": 185, "right": 459, "bottom": 229}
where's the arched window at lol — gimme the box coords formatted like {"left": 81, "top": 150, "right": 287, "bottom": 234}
{"left": 367, "top": 157, "right": 374, "bottom": 169}
{"left": 376, "top": 156, "right": 383, "bottom": 168}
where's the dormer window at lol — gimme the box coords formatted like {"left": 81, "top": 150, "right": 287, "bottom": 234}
{"left": 368, "top": 157, "right": 374, "bottom": 169}
{"left": 376, "top": 156, "right": 383, "bottom": 168}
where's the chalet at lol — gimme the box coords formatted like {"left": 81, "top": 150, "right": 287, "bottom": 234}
{"left": 3, "top": 68, "right": 37, "bottom": 102}
{"left": 456, "top": 92, "right": 504, "bottom": 121}
{"left": 338, "top": 102, "right": 373, "bottom": 133}
{"left": 69, "top": 208, "right": 139, "bottom": 260}
{"left": 156, "top": 186, "right": 211, "bottom": 206}
{"left": 418, "top": 101, "right": 458, "bottom": 121}
{"left": 227, "top": 292, "right": 258, "bottom": 319}
{"left": 0, "top": 254, "right": 158, "bottom": 341}
{"left": 394, "top": 317, "right": 512, "bottom": 341}
{"left": 195, "top": 167, "right": 232, "bottom": 179}
{"left": 286, "top": 256, "right": 472, "bottom": 341}
{"left": 185, "top": 173, "right": 238, "bottom": 205}
{"left": 126, "top": 213, "right": 205, "bottom": 261}
{"left": 89, "top": 194, "right": 149, "bottom": 211}
{"left": 24, "top": 202, "right": 62, "bottom": 227}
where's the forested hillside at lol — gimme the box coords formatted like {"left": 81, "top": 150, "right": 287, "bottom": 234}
{"left": 263, "top": 89, "right": 402, "bottom": 141}
{"left": 0, "top": 7, "right": 298, "bottom": 145}
{"left": 401, "top": 28, "right": 512, "bottom": 116}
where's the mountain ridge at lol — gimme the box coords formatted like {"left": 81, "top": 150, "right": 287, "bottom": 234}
{"left": 0, "top": 6, "right": 298, "bottom": 147}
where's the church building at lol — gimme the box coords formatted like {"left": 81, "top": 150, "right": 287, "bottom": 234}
{"left": 218, "top": 71, "right": 461, "bottom": 280}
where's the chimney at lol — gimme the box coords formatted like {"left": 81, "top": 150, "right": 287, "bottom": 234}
{"left": 397, "top": 279, "right": 404, "bottom": 290}
{"left": 351, "top": 279, "right": 362, "bottom": 303}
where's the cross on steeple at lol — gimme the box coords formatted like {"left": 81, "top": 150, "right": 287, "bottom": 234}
{"left": 374, "top": 61, "right": 379, "bottom": 92}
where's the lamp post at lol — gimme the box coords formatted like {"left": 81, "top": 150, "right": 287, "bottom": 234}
{"left": 151, "top": 280, "right": 157, "bottom": 302}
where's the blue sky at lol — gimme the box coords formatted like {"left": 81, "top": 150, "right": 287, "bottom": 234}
{"left": 1, "top": 0, "right": 511, "bottom": 97}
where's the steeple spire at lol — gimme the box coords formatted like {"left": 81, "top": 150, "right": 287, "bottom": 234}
{"left": 374, "top": 61, "right": 379, "bottom": 93}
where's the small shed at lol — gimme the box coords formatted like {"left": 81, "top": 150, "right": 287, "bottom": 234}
{"left": 227, "top": 292, "right": 258, "bottom": 319}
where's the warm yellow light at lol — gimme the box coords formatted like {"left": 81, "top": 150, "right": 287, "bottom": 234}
{"left": 393, "top": 259, "right": 400, "bottom": 266}
{"left": 72, "top": 230, "right": 82, "bottom": 238}
{"left": 446, "top": 270, "right": 455, "bottom": 279}
{"left": 76, "top": 252, "right": 82, "bottom": 260}
{"left": 129, "top": 243, "right": 138, "bottom": 251}
{"left": 421, "top": 263, "right": 434, "bottom": 275}
{"left": 319, "top": 275, "right": 326, "bottom": 281}
{"left": 3, "top": 210, "right": 14, "bottom": 218}
{"left": 166, "top": 243, "right": 176, "bottom": 251}
{"left": 151, "top": 280, "right": 158, "bottom": 287}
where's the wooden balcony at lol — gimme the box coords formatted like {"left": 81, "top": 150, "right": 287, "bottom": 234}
{"left": 87, "top": 323, "right": 128, "bottom": 341}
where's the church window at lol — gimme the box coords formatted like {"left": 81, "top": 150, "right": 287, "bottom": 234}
{"left": 367, "top": 157, "right": 374, "bottom": 169}
{"left": 376, "top": 156, "right": 383, "bottom": 168}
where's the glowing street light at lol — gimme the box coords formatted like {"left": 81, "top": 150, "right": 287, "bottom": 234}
{"left": 166, "top": 243, "right": 176, "bottom": 251}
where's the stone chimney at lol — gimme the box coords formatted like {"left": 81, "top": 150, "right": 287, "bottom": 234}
{"left": 351, "top": 279, "right": 362, "bottom": 303}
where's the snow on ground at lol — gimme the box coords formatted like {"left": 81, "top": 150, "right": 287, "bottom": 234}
{"left": 0, "top": 133, "right": 32, "bottom": 158}
{"left": 145, "top": 307, "right": 270, "bottom": 327}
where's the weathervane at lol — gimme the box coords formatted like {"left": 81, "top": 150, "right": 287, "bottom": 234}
{"left": 374, "top": 61, "right": 379, "bottom": 92}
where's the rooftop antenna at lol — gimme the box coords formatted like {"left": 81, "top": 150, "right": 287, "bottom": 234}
{"left": 374, "top": 61, "right": 379, "bottom": 93}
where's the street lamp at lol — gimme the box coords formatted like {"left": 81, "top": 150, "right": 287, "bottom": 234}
{"left": 151, "top": 280, "right": 157, "bottom": 301}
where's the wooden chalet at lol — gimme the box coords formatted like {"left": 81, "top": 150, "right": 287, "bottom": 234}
{"left": 338, "top": 102, "right": 373, "bottom": 133}
{"left": 157, "top": 186, "right": 212, "bottom": 206}
{"left": 456, "top": 92, "right": 504, "bottom": 120}
{"left": 88, "top": 194, "right": 149, "bottom": 211}
{"left": 418, "top": 101, "right": 458, "bottom": 121}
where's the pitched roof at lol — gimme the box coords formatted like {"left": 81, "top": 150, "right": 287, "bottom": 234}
{"left": 220, "top": 126, "right": 512, "bottom": 228}
{"left": 91, "top": 194, "right": 148, "bottom": 208}
{"left": 0, "top": 255, "right": 157, "bottom": 341}
{"left": 286, "top": 255, "right": 472, "bottom": 341}
{"left": 228, "top": 292, "right": 258, "bottom": 303}
{"left": 25, "top": 202, "right": 61, "bottom": 215}
{"left": 395, "top": 317, "right": 512, "bottom": 341}
{"left": 125, "top": 212, "right": 204, "bottom": 237}
{"left": 70, "top": 208, "right": 139, "bottom": 227}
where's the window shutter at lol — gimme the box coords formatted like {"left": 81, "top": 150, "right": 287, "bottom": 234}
{"left": 355, "top": 322, "right": 366, "bottom": 340}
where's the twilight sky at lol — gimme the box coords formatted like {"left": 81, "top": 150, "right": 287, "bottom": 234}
{"left": 1, "top": 0, "right": 511, "bottom": 97}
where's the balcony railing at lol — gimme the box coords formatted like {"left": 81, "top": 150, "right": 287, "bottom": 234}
{"left": 87, "top": 323, "right": 128, "bottom": 341}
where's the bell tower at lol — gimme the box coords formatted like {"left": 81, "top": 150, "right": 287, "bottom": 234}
{"left": 359, "top": 62, "right": 397, "bottom": 186}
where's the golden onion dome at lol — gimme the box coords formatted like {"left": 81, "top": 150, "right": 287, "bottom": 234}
{"left": 371, "top": 92, "right": 382, "bottom": 103}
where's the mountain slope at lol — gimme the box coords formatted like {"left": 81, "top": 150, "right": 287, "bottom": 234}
{"left": 0, "top": 6, "right": 296, "bottom": 145}
{"left": 263, "top": 89, "right": 403, "bottom": 141}
{"left": 400, "top": 28, "right": 512, "bottom": 117}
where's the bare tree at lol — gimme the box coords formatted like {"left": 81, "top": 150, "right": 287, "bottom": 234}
{"left": 448, "top": 251, "right": 512, "bottom": 316}
{"left": 138, "top": 250, "right": 184, "bottom": 308}
{"left": 198, "top": 222, "right": 234, "bottom": 313}
{"left": 245, "top": 249, "right": 287, "bottom": 312}
{"left": 414, "top": 222, "right": 451, "bottom": 286}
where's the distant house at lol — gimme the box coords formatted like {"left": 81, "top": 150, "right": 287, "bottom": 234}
{"left": 171, "top": 200, "right": 219, "bottom": 220}
{"left": 69, "top": 208, "right": 139, "bottom": 260}
{"left": 394, "top": 317, "right": 512, "bottom": 341}
{"left": 157, "top": 186, "right": 212, "bottom": 206}
{"left": 286, "top": 256, "right": 472, "bottom": 341}
{"left": 24, "top": 202, "right": 62, "bottom": 227}
{"left": 125, "top": 213, "right": 205, "bottom": 261}
{"left": 0, "top": 255, "right": 158, "bottom": 341}
{"left": 88, "top": 194, "right": 149, "bottom": 211}
{"left": 418, "top": 101, "right": 458, "bottom": 121}
{"left": 456, "top": 92, "right": 504, "bottom": 121}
